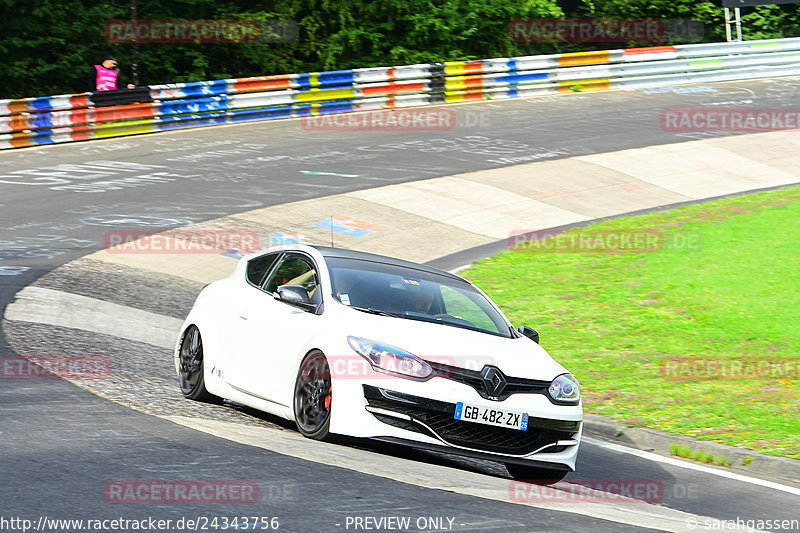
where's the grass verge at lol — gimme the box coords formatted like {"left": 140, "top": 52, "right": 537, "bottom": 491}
{"left": 669, "top": 443, "right": 732, "bottom": 467}
{"left": 461, "top": 185, "right": 800, "bottom": 459}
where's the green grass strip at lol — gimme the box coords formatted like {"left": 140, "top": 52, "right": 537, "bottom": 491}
{"left": 462, "top": 185, "right": 800, "bottom": 459}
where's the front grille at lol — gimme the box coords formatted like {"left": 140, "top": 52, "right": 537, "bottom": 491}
{"left": 364, "top": 385, "right": 577, "bottom": 456}
{"left": 427, "top": 361, "right": 550, "bottom": 401}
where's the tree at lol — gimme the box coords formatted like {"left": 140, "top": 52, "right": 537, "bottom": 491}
{"left": 2, "top": 0, "right": 799, "bottom": 99}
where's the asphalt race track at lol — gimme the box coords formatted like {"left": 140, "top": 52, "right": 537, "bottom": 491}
{"left": 2, "top": 78, "right": 800, "bottom": 532}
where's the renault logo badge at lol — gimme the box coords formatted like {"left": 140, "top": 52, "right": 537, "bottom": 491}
{"left": 480, "top": 366, "right": 507, "bottom": 397}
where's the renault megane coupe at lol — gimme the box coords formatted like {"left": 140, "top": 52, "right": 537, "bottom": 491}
{"left": 175, "top": 245, "right": 582, "bottom": 483}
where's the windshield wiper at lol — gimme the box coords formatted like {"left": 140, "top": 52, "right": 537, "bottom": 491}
{"left": 350, "top": 306, "right": 398, "bottom": 317}
{"left": 402, "top": 313, "right": 445, "bottom": 326}
{"left": 349, "top": 307, "right": 507, "bottom": 336}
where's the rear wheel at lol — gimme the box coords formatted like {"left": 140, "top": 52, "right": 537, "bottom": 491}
{"left": 293, "top": 351, "right": 333, "bottom": 441}
{"left": 178, "top": 325, "right": 219, "bottom": 403}
{"left": 505, "top": 463, "right": 569, "bottom": 485}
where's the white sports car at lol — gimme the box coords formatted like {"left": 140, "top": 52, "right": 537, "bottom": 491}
{"left": 175, "top": 245, "right": 582, "bottom": 483}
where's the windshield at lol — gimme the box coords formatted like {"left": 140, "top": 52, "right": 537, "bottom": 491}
{"left": 326, "top": 257, "right": 513, "bottom": 338}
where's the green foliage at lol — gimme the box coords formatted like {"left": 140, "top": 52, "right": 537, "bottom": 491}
{"left": 571, "top": 0, "right": 800, "bottom": 44}
{"left": 670, "top": 443, "right": 732, "bottom": 466}
{"left": 224, "top": 0, "right": 563, "bottom": 73}
{"left": 580, "top": 0, "right": 726, "bottom": 43}
{"left": 0, "top": 0, "right": 127, "bottom": 97}
{"left": 670, "top": 443, "right": 692, "bottom": 458}
{"left": 2, "top": 0, "right": 800, "bottom": 98}
{"left": 1, "top": 0, "right": 561, "bottom": 98}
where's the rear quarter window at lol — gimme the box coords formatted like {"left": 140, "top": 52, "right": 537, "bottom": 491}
{"left": 246, "top": 253, "right": 280, "bottom": 287}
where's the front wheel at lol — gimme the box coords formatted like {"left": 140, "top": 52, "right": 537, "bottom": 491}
{"left": 177, "top": 325, "right": 219, "bottom": 403}
{"left": 505, "top": 463, "right": 569, "bottom": 485}
{"left": 293, "top": 351, "right": 333, "bottom": 441}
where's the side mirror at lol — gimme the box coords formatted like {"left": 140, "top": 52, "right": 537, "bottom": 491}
{"left": 518, "top": 326, "right": 540, "bottom": 344}
{"left": 275, "top": 285, "right": 313, "bottom": 307}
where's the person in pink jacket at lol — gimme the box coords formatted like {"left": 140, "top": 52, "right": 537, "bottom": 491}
{"left": 88, "top": 56, "right": 135, "bottom": 91}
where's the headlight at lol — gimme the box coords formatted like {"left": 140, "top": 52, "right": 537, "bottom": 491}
{"left": 548, "top": 373, "right": 580, "bottom": 404}
{"left": 347, "top": 336, "right": 432, "bottom": 380}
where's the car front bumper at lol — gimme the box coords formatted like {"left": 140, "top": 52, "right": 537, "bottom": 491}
{"left": 328, "top": 371, "right": 582, "bottom": 471}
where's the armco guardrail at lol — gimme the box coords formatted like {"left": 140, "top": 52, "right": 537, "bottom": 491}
{"left": 3, "top": 37, "right": 800, "bottom": 150}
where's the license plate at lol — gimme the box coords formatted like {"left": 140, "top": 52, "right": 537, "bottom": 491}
{"left": 454, "top": 402, "right": 529, "bottom": 431}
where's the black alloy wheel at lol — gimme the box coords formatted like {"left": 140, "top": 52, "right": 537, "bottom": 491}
{"left": 293, "top": 351, "right": 333, "bottom": 440}
{"left": 178, "top": 325, "right": 219, "bottom": 402}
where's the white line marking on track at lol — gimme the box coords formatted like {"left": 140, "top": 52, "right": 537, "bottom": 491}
{"left": 5, "top": 286, "right": 182, "bottom": 349}
{"left": 583, "top": 436, "right": 800, "bottom": 497}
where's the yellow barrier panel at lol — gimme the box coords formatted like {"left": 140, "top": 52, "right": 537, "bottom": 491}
{"left": 558, "top": 51, "right": 611, "bottom": 66}
{"left": 293, "top": 88, "right": 357, "bottom": 102}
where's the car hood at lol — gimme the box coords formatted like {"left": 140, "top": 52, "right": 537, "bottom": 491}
{"left": 334, "top": 308, "right": 569, "bottom": 382}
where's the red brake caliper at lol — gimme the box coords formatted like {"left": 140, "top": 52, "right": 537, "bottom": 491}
{"left": 324, "top": 385, "right": 332, "bottom": 411}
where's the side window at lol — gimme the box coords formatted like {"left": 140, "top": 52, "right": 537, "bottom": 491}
{"left": 265, "top": 255, "right": 320, "bottom": 301}
{"left": 246, "top": 253, "right": 280, "bottom": 288}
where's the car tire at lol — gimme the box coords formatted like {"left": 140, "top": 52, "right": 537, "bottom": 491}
{"left": 293, "top": 350, "right": 333, "bottom": 441}
{"left": 505, "top": 463, "right": 569, "bottom": 485}
{"left": 178, "top": 325, "right": 220, "bottom": 403}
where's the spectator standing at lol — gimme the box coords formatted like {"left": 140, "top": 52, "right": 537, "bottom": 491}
{"left": 88, "top": 56, "right": 135, "bottom": 91}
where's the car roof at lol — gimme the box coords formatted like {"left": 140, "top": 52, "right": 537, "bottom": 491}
{"left": 309, "top": 245, "right": 464, "bottom": 281}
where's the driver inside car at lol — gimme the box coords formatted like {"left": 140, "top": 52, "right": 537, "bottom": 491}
{"left": 404, "top": 285, "right": 435, "bottom": 314}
